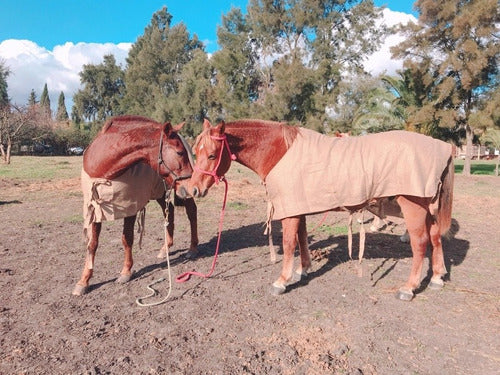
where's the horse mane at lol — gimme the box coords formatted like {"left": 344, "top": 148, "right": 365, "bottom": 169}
{"left": 100, "top": 115, "right": 159, "bottom": 134}
{"left": 226, "top": 119, "right": 299, "bottom": 150}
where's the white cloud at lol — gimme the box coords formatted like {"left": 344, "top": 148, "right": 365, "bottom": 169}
{"left": 0, "top": 39, "right": 131, "bottom": 112}
{"left": 0, "top": 7, "right": 416, "bottom": 114}
{"left": 363, "top": 8, "right": 417, "bottom": 76}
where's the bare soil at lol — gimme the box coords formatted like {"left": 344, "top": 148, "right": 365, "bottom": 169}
{"left": 1, "top": 161, "right": 499, "bottom": 374}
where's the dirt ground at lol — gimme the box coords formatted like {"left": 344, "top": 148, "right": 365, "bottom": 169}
{"left": 1, "top": 160, "right": 499, "bottom": 375}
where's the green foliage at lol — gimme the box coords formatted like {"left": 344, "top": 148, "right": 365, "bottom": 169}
{"left": 39, "top": 83, "right": 51, "bottom": 117}
{"left": 72, "top": 54, "right": 125, "bottom": 123}
{"left": 121, "top": 6, "right": 204, "bottom": 122}
{"left": 56, "top": 91, "right": 69, "bottom": 122}
{"left": 0, "top": 61, "right": 10, "bottom": 108}
{"left": 28, "top": 89, "right": 37, "bottom": 106}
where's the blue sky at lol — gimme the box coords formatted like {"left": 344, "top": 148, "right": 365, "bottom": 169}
{"left": 1, "top": 0, "right": 416, "bottom": 53}
{"left": 0, "top": 1, "right": 417, "bottom": 110}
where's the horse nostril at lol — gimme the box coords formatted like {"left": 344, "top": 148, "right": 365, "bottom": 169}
{"left": 193, "top": 187, "right": 199, "bottom": 198}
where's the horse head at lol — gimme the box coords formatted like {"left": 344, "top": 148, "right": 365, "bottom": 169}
{"left": 158, "top": 121, "right": 193, "bottom": 190}
{"left": 177, "top": 119, "right": 235, "bottom": 199}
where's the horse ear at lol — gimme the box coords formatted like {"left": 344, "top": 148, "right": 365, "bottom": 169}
{"left": 163, "top": 122, "right": 172, "bottom": 133}
{"left": 203, "top": 118, "right": 212, "bottom": 130}
{"left": 173, "top": 122, "right": 185, "bottom": 132}
{"left": 215, "top": 120, "right": 225, "bottom": 135}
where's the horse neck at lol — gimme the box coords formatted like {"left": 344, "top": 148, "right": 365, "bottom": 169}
{"left": 84, "top": 129, "right": 159, "bottom": 179}
{"left": 225, "top": 123, "right": 289, "bottom": 180}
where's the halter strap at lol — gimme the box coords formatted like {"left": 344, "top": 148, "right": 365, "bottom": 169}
{"left": 157, "top": 130, "right": 192, "bottom": 188}
{"left": 194, "top": 133, "right": 236, "bottom": 184}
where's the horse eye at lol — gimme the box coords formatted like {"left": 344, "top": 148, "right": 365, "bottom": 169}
{"left": 177, "top": 151, "right": 185, "bottom": 157}
{"left": 208, "top": 154, "right": 216, "bottom": 160}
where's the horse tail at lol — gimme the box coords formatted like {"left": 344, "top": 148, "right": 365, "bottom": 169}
{"left": 438, "top": 149, "right": 455, "bottom": 235}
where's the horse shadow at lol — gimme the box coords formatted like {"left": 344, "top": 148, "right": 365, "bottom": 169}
{"left": 132, "top": 218, "right": 469, "bottom": 296}
{"left": 288, "top": 218, "right": 469, "bottom": 294}
{"left": 0, "top": 199, "right": 22, "bottom": 206}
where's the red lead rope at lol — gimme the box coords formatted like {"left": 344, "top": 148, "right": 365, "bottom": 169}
{"left": 175, "top": 176, "right": 229, "bottom": 283}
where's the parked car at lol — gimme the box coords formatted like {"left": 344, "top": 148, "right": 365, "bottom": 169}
{"left": 68, "top": 146, "right": 84, "bottom": 155}
{"left": 33, "top": 143, "right": 54, "bottom": 155}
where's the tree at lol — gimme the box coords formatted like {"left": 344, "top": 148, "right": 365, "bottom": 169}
{"left": 122, "top": 6, "right": 204, "bottom": 121}
{"left": 28, "top": 89, "right": 37, "bottom": 107}
{"left": 0, "top": 61, "right": 9, "bottom": 109}
{"left": 480, "top": 128, "right": 500, "bottom": 176}
{"left": 392, "top": 0, "right": 499, "bottom": 176}
{"left": 39, "top": 83, "right": 51, "bottom": 118}
{"left": 0, "top": 104, "right": 47, "bottom": 163}
{"left": 56, "top": 91, "right": 69, "bottom": 122}
{"left": 72, "top": 54, "right": 125, "bottom": 123}
{"left": 243, "top": 0, "right": 386, "bottom": 127}
{"left": 211, "top": 7, "right": 262, "bottom": 119}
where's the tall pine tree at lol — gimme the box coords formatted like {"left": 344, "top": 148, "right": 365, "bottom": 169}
{"left": 56, "top": 91, "right": 69, "bottom": 122}
{"left": 39, "top": 83, "right": 51, "bottom": 118}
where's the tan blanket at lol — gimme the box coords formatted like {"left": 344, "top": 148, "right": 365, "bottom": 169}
{"left": 265, "top": 129, "right": 452, "bottom": 221}
{"left": 82, "top": 163, "right": 165, "bottom": 231}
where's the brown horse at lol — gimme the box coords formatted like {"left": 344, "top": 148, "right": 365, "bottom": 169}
{"left": 178, "top": 119, "right": 454, "bottom": 301}
{"left": 72, "top": 115, "right": 197, "bottom": 296}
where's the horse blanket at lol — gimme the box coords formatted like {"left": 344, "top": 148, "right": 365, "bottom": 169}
{"left": 81, "top": 163, "right": 165, "bottom": 233}
{"left": 264, "top": 129, "right": 452, "bottom": 221}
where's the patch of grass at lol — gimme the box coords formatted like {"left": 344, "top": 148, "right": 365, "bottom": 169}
{"left": 454, "top": 159, "right": 498, "bottom": 176}
{"left": 0, "top": 156, "right": 82, "bottom": 181}
{"left": 312, "top": 224, "right": 348, "bottom": 236}
{"left": 228, "top": 201, "right": 250, "bottom": 210}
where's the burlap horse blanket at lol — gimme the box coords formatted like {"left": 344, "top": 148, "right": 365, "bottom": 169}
{"left": 265, "top": 129, "right": 452, "bottom": 221}
{"left": 81, "top": 163, "right": 165, "bottom": 235}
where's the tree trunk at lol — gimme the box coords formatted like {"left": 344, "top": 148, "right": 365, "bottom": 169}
{"left": 496, "top": 155, "right": 499, "bottom": 177}
{"left": 5, "top": 140, "right": 11, "bottom": 164}
{"left": 463, "top": 124, "right": 473, "bottom": 176}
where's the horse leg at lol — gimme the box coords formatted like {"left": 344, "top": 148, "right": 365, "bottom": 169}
{"left": 156, "top": 197, "right": 174, "bottom": 259}
{"left": 294, "top": 215, "right": 311, "bottom": 281}
{"left": 72, "top": 222, "right": 101, "bottom": 295}
{"left": 116, "top": 215, "right": 135, "bottom": 283}
{"left": 428, "top": 220, "right": 447, "bottom": 290}
{"left": 184, "top": 197, "right": 199, "bottom": 258}
{"left": 396, "top": 196, "right": 430, "bottom": 301}
{"left": 271, "top": 217, "right": 300, "bottom": 295}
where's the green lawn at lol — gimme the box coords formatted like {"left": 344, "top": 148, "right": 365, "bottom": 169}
{"left": 0, "top": 155, "right": 498, "bottom": 183}
{"left": 0, "top": 155, "right": 82, "bottom": 181}
{"left": 453, "top": 158, "right": 499, "bottom": 176}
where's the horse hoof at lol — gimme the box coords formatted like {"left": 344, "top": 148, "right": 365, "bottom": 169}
{"left": 292, "top": 270, "right": 308, "bottom": 283}
{"left": 395, "top": 289, "right": 414, "bottom": 301}
{"left": 72, "top": 284, "right": 88, "bottom": 296}
{"left": 156, "top": 250, "right": 167, "bottom": 259}
{"left": 270, "top": 283, "right": 286, "bottom": 296}
{"left": 184, "top": 249, "right": 198, "bottom": 259}
{"left": 428, "top": 279, "right": 444, "bottom": 290}
{"left": 116, "top": 274, "right": 132, "bottom": 284}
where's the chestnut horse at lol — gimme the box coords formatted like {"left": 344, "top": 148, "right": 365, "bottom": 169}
{"left": 72, "top": 115, "right": 197, "bottom": 296}
{"left": 178, "top": 119, "right": 454, "bottom": 301}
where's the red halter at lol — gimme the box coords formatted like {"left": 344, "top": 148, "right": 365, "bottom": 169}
{"left": 194, "top": 134, "right": 236, "bottom": 184}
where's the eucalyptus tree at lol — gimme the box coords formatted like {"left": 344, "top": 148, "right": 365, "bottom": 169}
{"left": 72, "top": 54, "right": 125, "bottom": 123}
{"left": 245, "top": 0, "right": 385, "bottom": 127}
{"left": 392, "top": 0, "right": 499, "bottom": 176}
{"left": 211, "top": 7, "right": 261, "bottom": 120}
{"left": 122, "top": 6, "right": 204, "bottom": 121}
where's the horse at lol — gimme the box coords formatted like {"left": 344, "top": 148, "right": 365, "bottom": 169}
{"left": 177, "top": 119, "right": 454, "bottom": 301}
{"left": 72, "top": 115, "right": 197, "bottom": 296}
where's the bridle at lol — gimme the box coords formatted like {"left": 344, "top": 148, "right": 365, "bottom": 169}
{"left": 157, "top": 131, "right": 193, "bottom": 189}
{"left": 194, "top": 133, "right": 236, "bottom": 184}
{"left": 175, "top": 131, "right": 236, "bottom": 284}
